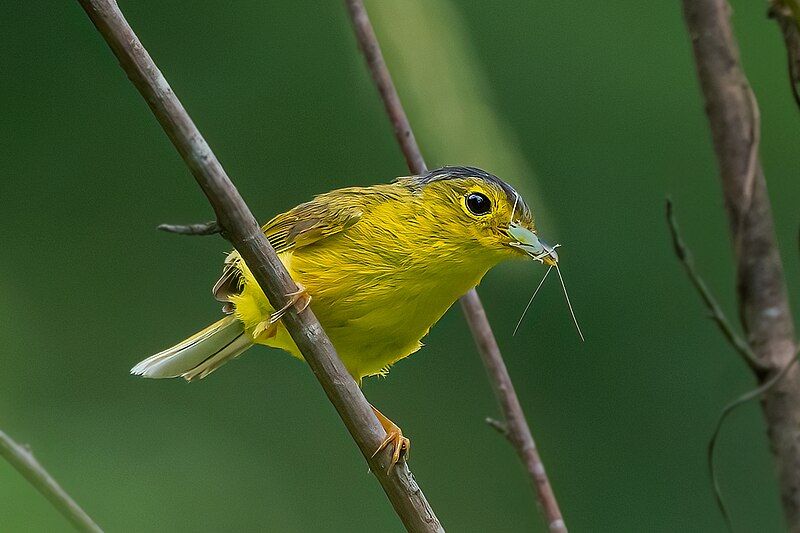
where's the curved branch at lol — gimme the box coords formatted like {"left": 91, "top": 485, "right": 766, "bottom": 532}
{"left": 76, "top": 1, "right": 442, "bottom": 531}
{"left": 681, "top": 0, "right": 800, "bottom": 527}
{"left": 343, "top": 1, "right": 566, "bottom": 531}
{"left": 0, "top": 430, "right": 102, "bottom": 533}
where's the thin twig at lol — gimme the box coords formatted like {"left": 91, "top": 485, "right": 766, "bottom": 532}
{"left": 665, "top": 199, "right": 764, "bottom": 372}
{"left": 681, "top": 0, "right": 800, "bottom": 526}
{"left": 461, "top": 290, "right": 565, "bottom": 533}
{"left": 343, "top": 2, "right": 566, "bottom": 531}
{"left": 485, "top": 417, "right": 509, "bottom": 437}
{"left": 769, "top": 0, "right": 800, "bottom": 111}
{"left": 157, "top": 220, "right": 221, "bottom": 236}
{"left": 667, "top": 200, "right": 799, "bottom": 530}
{"left": 342, "top": 1, "right": 425, "bottom": 174}
{"left": 707, "top": 348, "right": 800, "bottom": 531}
{"left": 0, "top": 430, "right": 102, "bottom": 533}
{"left": 77, "top": 2, "right": 442, "bottom": 531}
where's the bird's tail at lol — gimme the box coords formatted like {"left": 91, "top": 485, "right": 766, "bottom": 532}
{"left": 131, "top": 316, "right": 252, "bottom": 381}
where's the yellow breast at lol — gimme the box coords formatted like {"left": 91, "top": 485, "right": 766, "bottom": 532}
{"left": 230, "top": 196, "right": 500, "bottom": 380}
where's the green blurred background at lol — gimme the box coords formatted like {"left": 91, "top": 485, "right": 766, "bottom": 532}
{"left": 1, "top": 1, "right": 798, "bottom": 531}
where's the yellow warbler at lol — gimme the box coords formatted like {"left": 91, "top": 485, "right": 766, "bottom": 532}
{"left": 132, "top": 166, "right": 557, "bottom": 466}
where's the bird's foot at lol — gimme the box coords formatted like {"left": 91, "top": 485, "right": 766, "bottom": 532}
{"left": 268, "top": 283, "right": 311, "bottom": 324}
{"left": 370, "top": 406, "right": 410, "bottom": 472}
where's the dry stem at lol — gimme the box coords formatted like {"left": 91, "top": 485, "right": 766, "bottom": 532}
{"left": 0, "top": 430, "right": 101, "bottom": 533}
{"left": 343, "top": 1, "right": 566, "bottom": 531}
{"left": 77, "top": 1, "right": 442, "bottom": 530}
{"left": 681, "top": 0, "right": 800, "bottom": 527}
{"left": 769, "top": 0, "right": 800, "bottom": 110}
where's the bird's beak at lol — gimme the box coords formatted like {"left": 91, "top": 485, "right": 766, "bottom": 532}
{"left": 507, "top": 223, "right": 559, "bottom": 266}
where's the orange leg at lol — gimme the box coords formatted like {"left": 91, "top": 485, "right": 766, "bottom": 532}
{"left": 371, "top": 405, "right": 410, "bottom": 472}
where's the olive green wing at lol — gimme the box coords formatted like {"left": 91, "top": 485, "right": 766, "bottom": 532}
{"left": 212, "top": 194, "right": 364, "bottom": 306}
{"left": 261, "top": 197, "right": 364, "bottom": 254}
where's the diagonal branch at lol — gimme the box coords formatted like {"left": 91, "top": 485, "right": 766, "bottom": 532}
{"left": 666, "top": 198, "right": 777, "bottom": 526}
{"left": 0, "top": 430, "right": 102, "bottom": 533}
{"left": 681, "top": 0, "right": 800, "bottom": 527}
{"left": 665, "top": 199, "right": 764, "bottom": 372}
{"left": 343, "top": 2, "right": 566, "bottom": 531}
{"left": 76, "top": 1, "right": 442, "bottom": 531}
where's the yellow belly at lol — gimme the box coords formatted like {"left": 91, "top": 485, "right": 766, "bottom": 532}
{"left": 229, "top": 247, "right": 489, "bottom": 381}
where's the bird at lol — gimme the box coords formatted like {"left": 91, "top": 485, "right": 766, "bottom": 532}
{"left": 131, "top": 166, "right": 558, "bottom": 468}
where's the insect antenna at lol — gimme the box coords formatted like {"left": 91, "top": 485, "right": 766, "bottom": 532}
{"left": 513, "top": 265, "right": 553, "bottom": 336}
{"left": 554, "top": 264, "right": 585, "bottom": 341}
{"left": 509, "top": 191, "right": 519, "bottom": 225}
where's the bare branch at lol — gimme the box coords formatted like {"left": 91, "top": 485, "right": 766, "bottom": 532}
{"left": 343, "top": 0, "right": 425, "bottom": 175}
{"left": 77, "top": 1, "right": 441, "bottom": 530}
{"left": 460, "top": 290, "right": 566, "bottom": 533}
{"left": 665, "top": 199, "right": 764, "bottom": 372}
{"left": 0, "top": 430, "right": 102, "bottom": 533}
{"left": 485, "top": 417, "right": 509, "bottom": 437}
{"left": 769, "top": 0, "right": 800, "bottom": 111}
{"left": 708, "top": 348, "right": 800, "bottom": 530}
{"left": 157, "top": 220, "right": 221, "bottom": 236}
{"left": 681, "top": 0, "right": 800, "bottom": 526}
{"left": 343, "top": 2, "right": 566, "bottom": 531}
{"left": 668, "top": 200, "right": 800, "bottom": 526}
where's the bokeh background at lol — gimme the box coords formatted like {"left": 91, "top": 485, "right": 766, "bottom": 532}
{"left": 1, "top": 1, "right": 798, "bottom": 531}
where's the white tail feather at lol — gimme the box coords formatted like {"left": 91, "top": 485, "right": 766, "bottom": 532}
{"left": 132, "top": 316, "right": 252, "bottom": 381}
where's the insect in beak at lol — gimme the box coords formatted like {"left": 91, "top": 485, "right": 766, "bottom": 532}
{"left": 507, "top": 222, "right": 559, "bottom": 265}
{"left": 507, "top": 222, "right": 584, "bottom": 342}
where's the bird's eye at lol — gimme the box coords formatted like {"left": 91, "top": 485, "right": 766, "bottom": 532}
{"left": 466, "top": 192, "right": 491, "bottom": 215}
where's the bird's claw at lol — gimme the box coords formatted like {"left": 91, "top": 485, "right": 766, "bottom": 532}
{"left": 268, "top": 283, "right": 311, "bottom": 324}
{"left": 370, "top": 405, "right": 410, "bottom": 473}
{"left": 372, "top": 429, "right": 410, "bottom": 473}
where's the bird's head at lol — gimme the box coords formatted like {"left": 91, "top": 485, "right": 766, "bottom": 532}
{"left": 403, "top": 166, "right": 558, "bottom": 267}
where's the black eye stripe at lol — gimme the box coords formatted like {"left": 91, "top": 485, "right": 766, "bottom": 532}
{"left": 466, "top": 192, "right": 491, "bottom": 215}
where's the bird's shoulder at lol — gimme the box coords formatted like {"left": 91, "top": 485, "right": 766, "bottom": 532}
{"left": 263, "top": 183, "right": 419, "bottom": 249}
{"left": 212, "top": 182, "right": 415, "bottom": 303}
